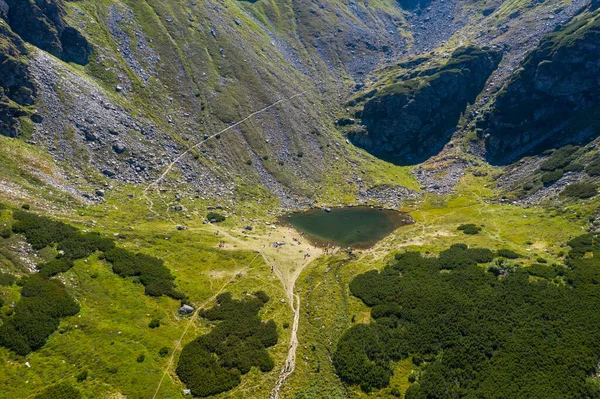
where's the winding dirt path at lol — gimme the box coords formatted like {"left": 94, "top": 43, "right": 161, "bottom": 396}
{"left": 144, "top": 90, "right": 309, "bottom": 193}
{"left": 204, "top": 226, "right": 318, "bottom": 398}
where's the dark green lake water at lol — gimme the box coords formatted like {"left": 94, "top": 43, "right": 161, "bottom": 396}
{"left": 283, "top": 207, "right": 413, "bottom": 248}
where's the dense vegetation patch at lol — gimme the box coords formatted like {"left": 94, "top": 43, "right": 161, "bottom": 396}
{"left": 104, "top": 248, "right": 184, "bottom": 299}
{"left": 540, "top": 145, "right": 578, "bottom": 172}
{"left": 334, "top": 240, "right": 600, "bottom": 398}
{"left": 207, "top": 212, "right": 226, "bottom": 223}
{"left": 586, "top": 157, "right": 600, "bottom": 176}
{"left": 0, "top": 272, "right": 16, "bottom": 286}
{"left": 0, "top": 275, "right": 80, "bottom": 355}
{"left": 176, "top": 292, "right": 278, "bottom": 397}
{"left": 561, "top": 183, "right": 597, "bottom": 199}
{"left": 541, "top": 169, "right": 564, "bottom": 184}
{"left": 457, "top": 223, "right": 481, "bottom": 235}
{"left": 34, "top": 382, "right": 81, "bottom": 399}
{"left": 0, "top": 210, "right": 185, "bottom": 356}
{"left": 12, "top": 210, "right": 182, "bottom": 299}
{"left": 496, "top": 248, "right": 521, "bottom": 259}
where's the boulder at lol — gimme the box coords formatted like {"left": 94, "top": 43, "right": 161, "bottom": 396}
{"left": 178, "top": 304, "right": 194, "bottom": 314}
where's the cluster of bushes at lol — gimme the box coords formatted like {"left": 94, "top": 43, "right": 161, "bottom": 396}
{"left": 334, "top": 239, "right": 600, "bottom": 398}
{"left": 457, "top": 223, "right": 482, "bottom": 235}
{"left": 207, "top": 212, "right": 226, "bottom": 223}
{"left": 176, "top": 292, "right": 278, "bottom": 397}
{"left": 586, "top": 157, "right": 600, "bottom": 176}
{"left": 561, "top": 183, "right": 597, "bottom": 199}
{"left": 37, "top": 259, "right": 74, "bottom": 278}
{"left": 104, "top": 248, "right": 184, "bottom": 299}
{"left": 538, "top": 145, "right": 581, "bottom": 185}
{"left": 496, "top": 248, "right": 521, "bottom": 259}
{"left": 0, "top": 272, "right": 16, "bottom": 286}
{"left": 540, "top": 145, "right": 579, "bottom": 172}
{"left": 0, "top": 275, "right": 80, "bottom": 355}
{"left": 0, "top": 210, "right": 185, "bottom": 356}
{"left": 34, "top": 382, "right": 81, "bottom": 399}
{"left": 11, "top": 211, "right": 183, "bottom": 299}
{"left": 12, "top": 210, "right": 78, "bottom": 250}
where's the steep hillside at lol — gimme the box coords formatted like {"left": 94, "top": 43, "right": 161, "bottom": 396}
{"left": 347, "top": 45, "right": 501, "bottom": 165}
{"left": 484, "top": 7, "right": 600, "bottom": 165}
{"left": 0, "top": 0, "right": 420, "bottom": 211}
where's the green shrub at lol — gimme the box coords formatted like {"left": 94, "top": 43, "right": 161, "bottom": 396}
{"left": 522, "top": 182, "right": 535, "bottom": 191}
{"left": 0, "top": 272, "right": 16, "bottom": 286}
{"left": 561, "top": 183, "right": 597, "bottom": 199}
{"left": 207, "top": 212, "right": 226, "bottom": 223}
{"left": 457, "top": 224, "right": 482, "bottom": 235}
{"left": 176, "top": 292, "right": 278, "bottom": 397}
{"left": 21, "top": 204, "right": 30, "bottom": 210}
{"left": 0, "top": 275, "right": 79, "bottom": 355}
{"left": 586, "top": 157, "right": 600, "bottom": 176}
{"left": 468, "top": 248, "right": 495, "bottom": 263}
{"left": 137, "top": 354, "right": 145, "bottom": 363}
{"left": 0, "top": 225, "right": 11, "bottom": 239}
{"left": 34, "top": 383, "right": 81, "bottom": 399}
{"left": 540, "top": 145, "right": 578, "bottom": 171}
{"left": 148, "top": 319, "right": 160, "bottom": 329}
{"left": 541, "top": 169, "right": 564, "bottom": 184}
{"left": 37, "top": 259, "right": 74, "bottom": 278}
{"left": 159, "top": 346, "right": 169, "bottom": 357}
{"left": 76, "top": 370, "right": 88, "bottom": 382}
{"left": 497, "top": 249, "right": 521, "bottom": 259}
{"left": 564, "top": 163, "right": 584, "bottom": 172}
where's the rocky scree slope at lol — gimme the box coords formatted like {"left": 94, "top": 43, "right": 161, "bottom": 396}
{"left": 348, "top": 45, "right": 501, "bottom": 166}
{"left": 0, "top": 0, "right": 90, "bottom": 138}
{"left": 0, "top": 0, "right": 422, "bottom": 207}
{"left": 483, "top": 7, "right": 600, "bottom": 165}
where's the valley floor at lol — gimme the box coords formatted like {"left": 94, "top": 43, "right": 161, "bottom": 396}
{"left": 1, "top": 163, "right": 592, "bottom": 398}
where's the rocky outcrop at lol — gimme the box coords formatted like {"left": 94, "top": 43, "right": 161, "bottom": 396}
{"left": 349, "top": 46, "right": 501, "bottom": 165}
{"left": 484, "top": 9, "right": 600, "bottom": 165}
{"left": 0, "top": 20, "right": 36, "bottom": 137}
{"left": 2, "top": 0, "right": 92, "bottom": 65}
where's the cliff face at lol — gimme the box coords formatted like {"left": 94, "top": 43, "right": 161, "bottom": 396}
{"left": 3, "top": 0, "right": 92, "bottom": 65}
{"left": 349, "top": 46, "right": 501, "bottom": 165}
{"left": 0, "top": 20, "right": 35, "bottom": 137}
{"left": 484, "top": 9, "right": 600, "bottom": 165}
{"left": 0, "top": 0, "right": 92, "bottom": 137}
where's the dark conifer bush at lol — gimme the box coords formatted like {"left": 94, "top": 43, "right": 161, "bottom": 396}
{"left": 561, "top": 183, "right": 597, "bottom": 199}
{"left": 457, "top": 223, "right": 482, "bottom": 235}
{"left": 334, "top": 240, "right": 600, "bottom": 398}
{"left": 34, "top": 383, "right": 81, "bottom": 399}
{"left": 176, "top": 292, "right": 278, "bottom": 397}
{"left": 0, "top": 275, "right": 79, "bottom": 355}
